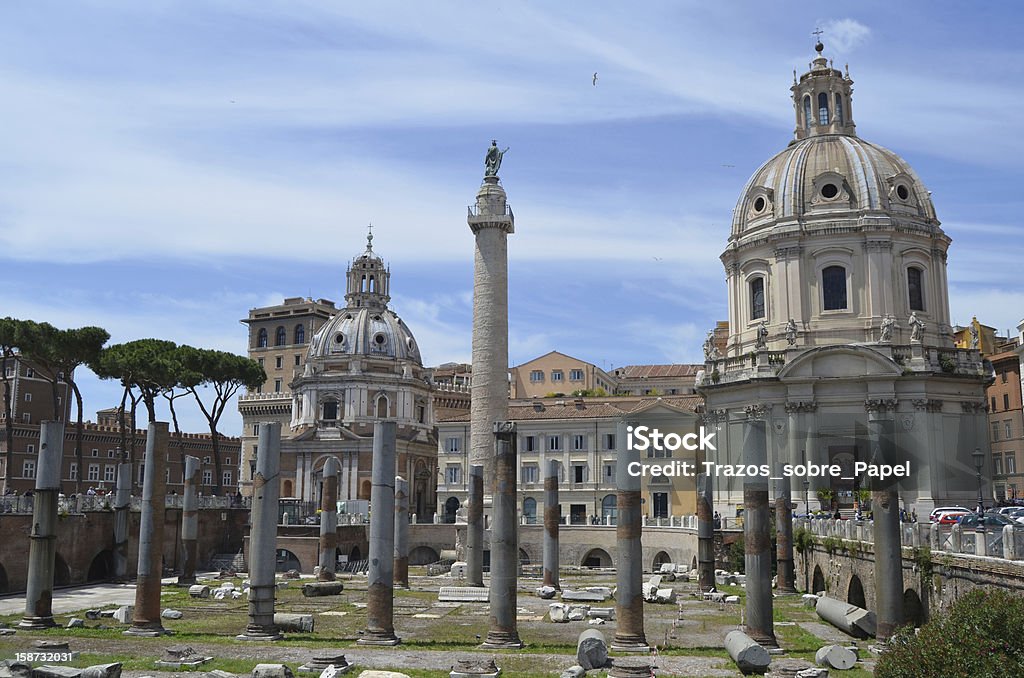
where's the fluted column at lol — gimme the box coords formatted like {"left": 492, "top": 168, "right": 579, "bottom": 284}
{"left": 19, "top": 421, "right": 64, "bottom": 629}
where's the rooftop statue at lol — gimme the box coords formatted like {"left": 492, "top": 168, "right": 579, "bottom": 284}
{"left": 484, "top": 139, "right": 509, "bottom": 177}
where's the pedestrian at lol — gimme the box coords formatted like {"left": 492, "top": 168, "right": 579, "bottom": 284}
{"left": 713, "top": 511, "right": 722, "bottom": 529}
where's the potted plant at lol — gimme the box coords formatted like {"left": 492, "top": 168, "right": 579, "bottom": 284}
{"left": 816, "top": 487, "right": 834, "bottom": 511}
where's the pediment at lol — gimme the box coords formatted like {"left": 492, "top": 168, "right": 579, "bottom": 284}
{"left": 777, "top": 345, "right": 902, "bottom": 380}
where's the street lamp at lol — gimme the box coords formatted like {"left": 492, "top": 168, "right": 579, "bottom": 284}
{"left": 972, "top": 447, "right": 986, "bottom": 515}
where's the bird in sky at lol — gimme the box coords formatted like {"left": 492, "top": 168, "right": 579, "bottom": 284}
{"left": 593, "top": 72, "right": 598, "bottom": 86}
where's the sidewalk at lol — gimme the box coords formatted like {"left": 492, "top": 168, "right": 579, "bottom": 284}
{"left": 0, "top": 574, "right": 218, "bottom": 617}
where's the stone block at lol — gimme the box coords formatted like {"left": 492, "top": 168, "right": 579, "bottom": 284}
{"left": 438, "top": 587, "right": 489, "bottom": 603}
{"left": 85, "top": 610, "right": 102, "bottom": 620}
{"left": 584, "top": 586, "right": 613, "bottom": 598}
{"left": 204, "top": 672, "right": 236, "bottom": 678}
{"left": 66, "top": 619, "right": 85, "bottom": 629}
{"left": 559, "top": 667, "right": 584, "bottom": 678}
{"left": 566, "top": 605, "right": 589, "bottom": 621}
{"left": 0, "top": 662, "right": 30, "bottom": 678}
{"left": 80, "top": 664, "right": 122, "bottom": 678}
{"left": 795, "top": 669, "right": 828, "bottom": 678}
{"left": 655, "top": 588, "right": 676, "bottom": 604}
{"left": 576, "top": 629, "right": 608, "bottom": 670}
{"left": 448, "top": 659, "right": 499, "bottom": 678}
{"left": 815, "top": 644, "right": 857, "bottom": 670}
{"left": 112, "top": 606, "right": 133, "bottom": 624}
{"left": 449, "top": 562, "right": 467, "bottom": 578}
{"left": 274, "top": 614, "right": 315, "bottom": 633}
{"left": 355, "top": 673, "right": 411, "bottom": 678}
{"left": 560, "top": 589, "right": 606, "bottom": 602}
{"left": 724, "top": 595, "right": 740, "bottom": 604}
{"left": 587, "top": 607, "right": 615, "bottom": 620}
{"left": 252, "top": 666, "right": 295, "bottom": 678}
{"left": 161, "top": 609, "right": 183, "bottom": 620}
{"left": 535, "top": 585, "right": 557, "bottom": 599}
{"left": 548, "top": 603, "right": 569, "bottom": 623}
{"left": 188, "top": 585, "right": 211, "bottom": 599}
{"left": 801, "top": 594, "right": 819, "bottom": 608}
{"left": 32, "top": 667, "right": 83, "bottom": 678}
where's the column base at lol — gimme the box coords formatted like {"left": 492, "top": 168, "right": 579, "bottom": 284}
{"left": 18, "top": 616, "right": 56, "bottom": 630}
{"left": 610, "top": 641, "right": 650, "bottom": 653}
{"left": 124, "top": 625, "right": 168, "bottom": 637}
{"left": 480, "top": 638, "right": 523, "bottom": 650}
{"left": 357, "top": 632, "right": 402, "bottom": 646}
{"left": 744, "top": 627, "right": 778, "bottom": 649}
{"left": 236, "top": 628, "right": 284, "bottom": 642}
{"left": 176, "top": 576, "right": 197, "bottom": 587}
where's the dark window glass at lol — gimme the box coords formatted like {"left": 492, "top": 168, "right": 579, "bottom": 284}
{"left": 257, "top": 328, "right": 268, "bottom": 348}
{"left": 835, "top": 93, "right": 844, "bottom": 124}
{"left": 803, "top": 96, "right": 812, "bottom": 131}
{"left": 750, "top": 278, "right": 765, "bottom": 320}
{"left": 822, "top": 266, "right": 847, "bottom": 310}
{"left": 294, "top": 324, "right": 305, "bottom": 344}
{"left": 908, "top": 267, "right": 924, "bottom": 311}
{"left": 818, "top": 92, "right": 829, "bottom": 125}
{"left": 275, "top": 326, "right": 286, "bottom": 346}
{"left": 322, "top": 401, "right": 338, "bottom": 420}
{"left": 1005, "top": 394, "right": 1011, "bottom": 411}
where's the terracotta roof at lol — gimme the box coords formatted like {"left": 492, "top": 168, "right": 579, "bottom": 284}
{"left": 437, "top": 395, "right": 700, "bottom": 423}
{"left": 612, "top": 364, "right": 702, "bottom": 379}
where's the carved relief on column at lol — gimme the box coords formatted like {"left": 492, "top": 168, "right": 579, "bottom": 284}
{"left": 864, "top": 398, "right": 898, "bottom": 414}
{"left": 912, "top": 399, "right": 943, "bottom": 413}
{"left": 744, "top": 404, "right": 770, "bottom": 420}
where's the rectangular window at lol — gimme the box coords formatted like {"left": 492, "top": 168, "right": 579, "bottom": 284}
{"left": 88, "top": 464, "right": 100, "bottom": 481}
{"left": 26, "top": 367, "right": 34, "bottom": 378}
{"left": 22, "top": 413, "right": 30, "bottom": 423}
{"left": 225, "top": 457, "right": 231, "bottom": 465}
{"left": 653, "top": 492, "right": 669, "bottom": 519}
{"left": 605, "top": 433, "right": 616, "bottom": 450}
{"left": 104, "top": 465, "right": 115, "bottom": 482}
{"left": 994, "top": 455, "right": 1004, "bottom": 476}
{"left": 257, "top": 358, "right": 264, "bottom": 367}
{"left": 252, "top": 423, "right": 260, "bottom": 436}
{"left": 749, "top": 277, "right": 765, "bottom": 320}
{"left": 22, "top": 460, "right": 35, "bottom": 478}
{"left": 294, "top": 355, "right": 301, "bottom": 366}
{"left": 203, "top": 456, "right": 211, "bottom": 464}
{"left": 992, "top": 397, "right": 998, "bottom": 412}
{"left": 570, "top": 369, "right": 584, "bottom": 381}
{"left": 69, "top": 463, "right": 78, "bottom": 480}
{"left": 1008, "top": 454, "right": 1017, "bottom": 475}
{"left": 26, "top": 444, "right": 35, "bottom": 455}
{"left": 24, "top": 392, "right": 32, "bottom": 402}
{"left": 604, "top": 464, "right": 615, "bottom": 481}
{"left": 444, "top": 464, "right": 461, "bottom": 484}
{"left": 907, "top": 267, "right": 924, "bottom": 311}
{"left": 202, "top": 470, "right": 213, "bottom": 485}
{"left": 521, "top": 465, "right": 538, "bottom": 484}
{"left": 525, "top": 436, "right": 536, "bottom": 452}
{"left": 1007, "top": 421, "right": 1013, "bottom": 439}
{"left": 223, "top": 471, "right": 233, "bottom": 486}
{"left": 548, "top": 435, "right": 562, "bottom": 451}
{"left": 993, "top": 422, "right": 1001, "bottom": 442}
{"left": 445, "top": 437, "right": 461, "bottom": 453}
{"left": 822, "top": 265, "right": 848, "bottom": 311}
{"left": 108, "top": 449, "right": 116, "bottom": 458}
{"left": 529, "top": 370, "right": 544, "bottom": 382}
{"left": 551, "top": 370, "right": 564, "bottom": 382}
{"left": 274, "top": 379, "right": 282, "bottom": 393}
{"left": 1004, "top": 394, "right": 1011, "bottom": 411}
{"left": 572, "top": 434, "right": 586, "bottom": 451}
{"left": 275, "top": 356, "right": 283, "bottom": 369}
{"left": 573, "top": 464, "right": 586, "bottom": 484}
{"left": 1001, "top": 371, "right": 1008, "bottom": 384}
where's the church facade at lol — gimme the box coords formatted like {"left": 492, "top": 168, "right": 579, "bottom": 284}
{"left": 697, "top": 42, "right": 993, "bottom": 516}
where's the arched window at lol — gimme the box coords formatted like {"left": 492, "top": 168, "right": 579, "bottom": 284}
{"left": 803, "top": 95, "right": 812, "bottom": 131}
{"left": 817, "top": 92, "right": 829, "bottom": 126}
{"left": 322, "top": 400, "right": 338, "bottom": 421}
{"left": 822, "top": 265, "right": 848, "bottom": 311}
{"left": 375, "top": 395, "right": 388, "bottom": 418}
{"left": 257, "top": 328, "right": 268, "bottom": 348}
{"left": 601, "top": 494, "right": 617, "bottom": 523}
{"left": 749, "top": 277, "right": 766, "bottom": 320}
{"left": 369, "top": 275, "right": 375, "bottom": 292}
{"left": 908, "top": 267, "right": 925, "bottom": 311}
{"left": 294, "top": 324, "right": 305, "bottom": 345}
{"left": 275, "top": 326, "right": 286, "bottom": 346}
{"left": 523, "top": 497, "right": 537, "bottom": 523}
{"left": 834, "top": 93, "right": 844, "bottom": 124}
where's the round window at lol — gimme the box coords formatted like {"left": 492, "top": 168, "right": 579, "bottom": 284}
{"left": 820, "top": 183, "right": 839, "bottom": 199}
{"left": 896, "top": 184, "right": 909, "bottom": 200}
{"left": 406, "top": 337, "right": 415, "bottom": 350}
{"left": 374, "top": 333, "right": 386, "bottom": 346}
{"left": 753, "top": 196, "right": 766, "bottom": 212}
{"left": 334, "top": 334, "right": 345, "bottom": 345}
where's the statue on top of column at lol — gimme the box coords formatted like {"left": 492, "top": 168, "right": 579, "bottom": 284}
{"left": 484, "top": 140, "right": 509, "bottom": 177}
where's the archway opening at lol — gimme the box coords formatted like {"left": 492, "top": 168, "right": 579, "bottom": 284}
{"left": 0, "top": 563, "right": 8, "bottom": 593}
{"left": 519, "top": 548, "right": 531, "bottom": 566}
{"left": 652, "top": 551, "right": 672, "bottom": 572}
{"left": 275, "top": 548, "right": 301, "bottom": 573}
{"left": 812, "top": 565, "right": 825, "bottom": 595}
{"left": 903, "top": 588, "right": 925, "bottom": 627}
{"left": 282, "top": 479, "right": 294, "bottom": 498}
{"left": 582, "top": 548, "right": 612, "bottom": 568}
{"left": 54, "top": 553, "right": 71, "bottom": 587}
{"left": 601, "top": 494, "right": 617, "bottom": 524}
{"left": 87, "top": 550, "right": 114, "bottom": 583}
{"left": 847, "top": 575, "right": 866, "bottom": 609}
{"left": 409, "top": 546, "right": 439, "bottom": 565}
{"left": 359, "top": 480, "right": 371, "bottom": 500}
{"left": 444, "top": 497, "right": 460, "bottom": 524}
{"left": 691, "top": 555, "right": 697, "bottom": 572}
{"left": 349, "top": 545, "right": 362, "bottom": 562}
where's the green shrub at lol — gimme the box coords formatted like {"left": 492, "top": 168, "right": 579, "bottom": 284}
{"left": 875, "top": 588, "right": 1024, "bottom": 678}
{"left": 729, "top": 534, "right": 745, "bottom": 574}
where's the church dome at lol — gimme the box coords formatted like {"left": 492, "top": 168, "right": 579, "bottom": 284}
{"left": 308, "top": 306, "right": 422, "bottom": 364}
{"left": 731, "top": 135, "right": 937, "bottom": 237}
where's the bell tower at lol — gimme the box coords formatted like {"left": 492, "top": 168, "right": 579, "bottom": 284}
{"left": 344, "top": 226, "right": 390, "bottom": 310}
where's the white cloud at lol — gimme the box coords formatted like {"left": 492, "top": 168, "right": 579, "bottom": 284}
{"left": 819, "top": 18, "right": 871, "bottom": 53}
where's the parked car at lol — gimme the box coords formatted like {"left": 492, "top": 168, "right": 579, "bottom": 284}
{"left": 936, "top": 512, "right": 969, "bottom": 525}
{"left": 930, "top": 506, "right": 972, "bottom": 522}
{"left": 958, "top": 512, "right": 1018, "bottom": 529}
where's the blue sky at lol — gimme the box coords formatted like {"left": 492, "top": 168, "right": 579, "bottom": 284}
{"left": 2, "top": 2, "right": 1022, "bottom": 435}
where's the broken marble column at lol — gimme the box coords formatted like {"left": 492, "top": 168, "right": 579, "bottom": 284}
{"left": 394, "top": 475, "right": 409, "bottom": 589}
{"left": 318, "top": 456, "right": 341, "bottom": 582}
{"left": 696, "top": 472, "right": 715, "bottom": 592}
{"left": 868, "top": 406, "right": 903, "bottom": 644}
{"left": 238, "top": 421, "right": 283, "bottom": 641}
{"left": 815, "top": 644, "right": 857, "bottom": 670}
{"left": 815, "top": 596, "right": 877, "bottom": 638}
{"left": 482, "top": 422, "right": 523, "bottom": 649}
{"left": 112, "top": 455, "right": 131, "bottom": 582}
{"left": 359, "top": 421, "right": 400, "bottom": 645}
{"left": 612, "top": 420, "right": 648, "bottom": 652}
{"left": 724, "top": 629, "right": 771, "bottom": 674}
{"left": 124, "top": 422, "right": 170, "bottom": 637}
{"left": 465, "top": 464, "right": 484, "bottom": 587}
{"left": 743, "top": 408, "right": 776, "bottom": 647}
{"left": 543, "top": 457, "right": 560, "bottom": 591}
{"left": 178, "top": 455, "right": 200, "bottom": 586}
{"left": 576, "top": 629, "right": 609, "bottom": 670}
{"left": 19, "top": 420, "right": 65, "bottom": 630}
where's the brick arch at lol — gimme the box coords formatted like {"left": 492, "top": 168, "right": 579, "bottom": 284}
{"left": 812, "top": 565, "right": 825, "bottom": 594}
{"left": 847, "top": 574, "right": 866, "bottom": 609}
{"left": 581, "top": 548, "right": 613, "bottom": 568}
{"left": 903, "top": 587, "right": 925, "bottom": 627}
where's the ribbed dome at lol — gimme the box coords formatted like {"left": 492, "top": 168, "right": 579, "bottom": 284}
{"left": 307, "top": 307, "right": 421, "bottom": 365}
{"left": 731, "top": 135, "right": 937, "bottom": 237}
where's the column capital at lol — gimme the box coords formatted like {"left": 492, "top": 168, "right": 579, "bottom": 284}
{"left": 864, "top": 398, "right": 898, "bottom": 413}
{"left": 912, "top": 398, "right": 943, "bottom": 412}
{"left": 744, "top": 404, "right": 770, "bottom": 420}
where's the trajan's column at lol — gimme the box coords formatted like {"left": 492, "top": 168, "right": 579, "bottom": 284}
{"left": 466, "top": 140, "right": 514, "bottom": 577}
